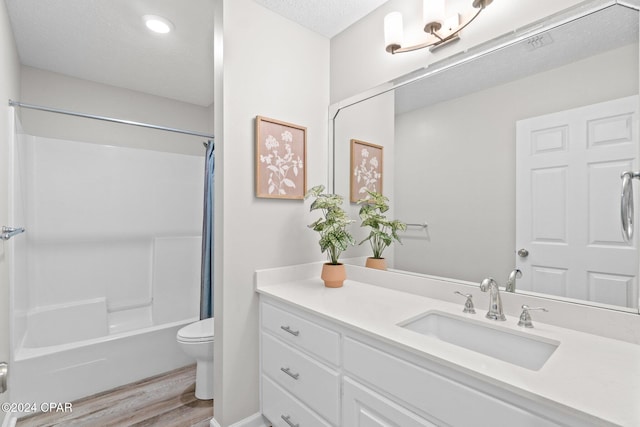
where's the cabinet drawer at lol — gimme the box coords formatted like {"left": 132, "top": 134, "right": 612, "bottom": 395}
{"left": 262, "top": 332, "right": 340, "bottom": 425}
{"left": 261, "top": 301, "right": 340, "bottom": 365}
{"left": 343, "top": 377, "right": 438, "bottom": 427}
{"left": 263, "top": 375, "right": 332, "bottom": 427}
{"left": 343, "top": 337, "right": 562, "bottom": 427}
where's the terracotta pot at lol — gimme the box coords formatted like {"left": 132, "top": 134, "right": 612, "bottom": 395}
{"left": 365, "top": 257, "right": 387, "bottom": 270}
{"left": 321, "top": 263, "right": 346, "bottom": 288}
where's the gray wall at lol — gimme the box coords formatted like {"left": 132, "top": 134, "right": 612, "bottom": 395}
{"left": 394, "top": 43, "right": 639, "bottom": 283}
{"left": 213, "top": 0, "right": 330, "bottom": 425}
{"left": 19, "top": 66, "right": 212, "bottom": 155}
{"left": 334, "top": 91, "right": 396, "bottom": 263}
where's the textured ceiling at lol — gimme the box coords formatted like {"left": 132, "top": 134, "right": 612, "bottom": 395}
{"left": 4, "top": 0, "right": 387, "bottom": 108}
{"left": 395, "top": 4, "right": 640, "bottom": 115}
{"left": 253, "top": 0, "right": 388, "bottom": 38}
{"left": 5, "top": 0, "right": 215, "bottom": 106}
{"left": 5, "top": 2, "right": 637, "bottom": 114}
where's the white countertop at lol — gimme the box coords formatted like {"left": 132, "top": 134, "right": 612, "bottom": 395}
{"left": 257, "top": 271, "right": 640, "bottom": 426}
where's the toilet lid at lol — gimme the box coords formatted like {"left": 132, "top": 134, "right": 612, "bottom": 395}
{"left": 177, "top": 317, "right": 214, "bottom": 342}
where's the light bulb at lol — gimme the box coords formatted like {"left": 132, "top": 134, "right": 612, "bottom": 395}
{"left": 143, "top": 15, "right": 174, "bottom": 34}
{"left": 384, "top": 12, "right": 403, "bottom": 52}
{"left": 423, "top": 0, "right": 445, "bottom": 30}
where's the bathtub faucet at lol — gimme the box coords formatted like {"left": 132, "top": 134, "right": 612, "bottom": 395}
{"left": 505, "top": 268, "right": 522, "bottom": 293}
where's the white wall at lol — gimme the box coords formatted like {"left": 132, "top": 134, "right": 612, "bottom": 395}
{"left": 19, "top": 66, "right": 212, "bottom": 155}
{"left": 334, "top": 91, "right": 396, "bottom": 264}
{"left": 394, "top": 44, "right": 639, "bottom": 283}
{"left": 213, "top": 0, "right": 330, "bottom": 425}
{"left": 0, "top": 0, "right": 21, "bottom": 405}
{"left": 330, "top": 0, "right": 587, "bottom": 103}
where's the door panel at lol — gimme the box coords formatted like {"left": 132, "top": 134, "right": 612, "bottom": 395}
{"left": 516, "top": 96, "right": 639, "bottom": 308}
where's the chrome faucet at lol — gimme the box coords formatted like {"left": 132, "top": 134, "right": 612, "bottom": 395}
{"left": 479, "top": 277, "right": 506, "bottom": 321}
{"left": 505, "top": 268, "right": 522, "bottom": 293}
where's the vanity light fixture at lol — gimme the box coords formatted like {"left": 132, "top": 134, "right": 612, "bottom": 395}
{"left": 143, "top": 15, "right": 174, "bottom": 34}
{"left": 384, "top": 0, "right": 492, "bottom": 54}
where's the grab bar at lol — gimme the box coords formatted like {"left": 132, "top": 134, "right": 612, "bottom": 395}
{"left": 621, "top": 171, "right": 640, "bottom": 242}
{"left": 1, "top": 226, "right": 25, "bottom": 241}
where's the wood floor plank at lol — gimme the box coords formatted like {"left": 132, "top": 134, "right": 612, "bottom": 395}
{"left": 16, "top": 365, "right": 213, "bottom": 427}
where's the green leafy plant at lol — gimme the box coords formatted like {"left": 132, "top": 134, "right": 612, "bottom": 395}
{"left": 357, "top": 190, "right": 407, "bottom": 259}
{"left": 305, "top": 185, "right": 356, "bottom": 265}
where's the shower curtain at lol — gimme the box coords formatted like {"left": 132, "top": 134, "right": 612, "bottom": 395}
{"left": 200, "top": 139, "right": 215, "bottom": 319}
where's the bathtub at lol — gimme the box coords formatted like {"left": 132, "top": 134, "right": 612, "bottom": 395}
{"left": 9, "top": 242, "right": 202, "bottom": 410}
{"left": 10, "top": 299, "right": 197, "bottom": 407}
{"left": 7, "top": 127, "right": 206, "bottom": 411}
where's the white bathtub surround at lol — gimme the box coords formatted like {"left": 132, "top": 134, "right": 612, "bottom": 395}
{"left": 8, "top": 134, "right": 204, "bottom": 409}
{"left": 20, "top": 298, "right": 107, "bottom": 348}
{"left": 256, "top": 262, "right": 640, "bottom": 426}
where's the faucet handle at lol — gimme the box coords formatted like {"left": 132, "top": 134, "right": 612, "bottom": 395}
{"left": 454, "top": 291, "right": 476, "bottom": 314}
{"left": 518, "top": 304, "right": 548, "bottom": 328}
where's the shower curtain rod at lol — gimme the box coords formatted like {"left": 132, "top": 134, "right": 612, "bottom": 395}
{"left": 8, "top": 99, "right": 215, "bottom": 140}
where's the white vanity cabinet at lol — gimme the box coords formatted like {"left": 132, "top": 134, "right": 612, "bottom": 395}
{"left": 342, "top": 337, "right": 568, "bottom": 427}
{"left": 260, "top": 300, "right": 341, "bottom": 426}
{"left": 259, "top": 297, "right": 609, "bottom": 427}
{"left": 342, "top": 377, "right": 437, "bottom": 427}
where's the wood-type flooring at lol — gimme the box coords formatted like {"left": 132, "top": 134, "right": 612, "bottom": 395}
{"left": 16, "top": 364, "right": 213, "bottom": 427}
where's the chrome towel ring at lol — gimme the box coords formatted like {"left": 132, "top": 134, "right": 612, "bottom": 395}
{"left": 621, "top": 171, "right": 640, "bottom": 242}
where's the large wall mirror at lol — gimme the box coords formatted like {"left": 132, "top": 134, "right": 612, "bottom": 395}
{"left": 332, "top": 1, "right": 640, "bottom": 314}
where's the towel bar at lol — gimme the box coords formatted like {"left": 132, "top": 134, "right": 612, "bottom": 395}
{"left": 1, "top": 226, "right": 25, "bottom": 241}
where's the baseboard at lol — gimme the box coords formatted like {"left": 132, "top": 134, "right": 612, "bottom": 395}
{"left": 211, "top": 412, "right": 269, "bottom": 427}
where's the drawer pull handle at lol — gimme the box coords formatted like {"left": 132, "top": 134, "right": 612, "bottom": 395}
{"left": 280, "top": 325, "right": 300, "bottom": 336}
{"left": 280, "top": 367, "right": 300, "bottom": 380}
{"left": 281, "top": 415, "right": 299, "bottom": 427}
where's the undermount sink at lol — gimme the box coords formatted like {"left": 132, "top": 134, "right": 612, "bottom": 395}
{"left": 398, "top": 311, "right": 559, "bottom": 370}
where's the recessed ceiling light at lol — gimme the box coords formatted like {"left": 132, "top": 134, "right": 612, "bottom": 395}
{"left": 143, "top": 15, "right": 174, "bottom": 34}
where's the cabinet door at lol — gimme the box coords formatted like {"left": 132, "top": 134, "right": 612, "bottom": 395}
{"left": 344, "top": 337, "right": 564, "bottom": 427}
{"left": 262, "top": 332, "right": 340, "bottom": 424}
{"left": 263, "top": 376, "right": 332, "bottom": 427}
{"left": 343, "top": 377, "right": 439, "bottom": 427}
{"left": 262, "top": 301, "right": 340, "bottom": 365}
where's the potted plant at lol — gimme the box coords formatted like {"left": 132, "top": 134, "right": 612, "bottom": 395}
{"left": 305, "top": 185, "right": 355, "bottom": 287}
{"left": 357, "top": 190, "right": 406, "bottom": 270}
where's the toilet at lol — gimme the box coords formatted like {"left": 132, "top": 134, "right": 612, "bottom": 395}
{"left": 177, "top": 317, "right": 214, "bottom": 400}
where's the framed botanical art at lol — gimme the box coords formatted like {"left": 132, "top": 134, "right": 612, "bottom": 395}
{"left": 255, "top": 116, "right": 307, "bottom": 199}
{"left": 350, "top": 139, "right": 383, "bottom": 202}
